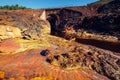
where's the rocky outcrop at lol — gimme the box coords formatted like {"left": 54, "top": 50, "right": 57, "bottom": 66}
{"left": 98, "top": 0, "right": 120, "bottom": 14}
{"left": 50, "top": 14, "right": 120, "bottom": 42}
{"left": 0, "top": 48, "right": 109, "bottom": 80}
{"left": 0, "top": 25, "right": 22, "bottom": 40}
{"left": 80, "top": 14, "right": 120, "bottom": 38}
{"left": 0, "top": 10, "right": 50, "bottom": 40}
{"left": 46, "top": 2, "right": 120, "bottom": 80}
{"left": 45, "top": 46, "right": 120, "bottom": 80}
{"left": 47, "top": 0, "right": 120, "bottom": 42}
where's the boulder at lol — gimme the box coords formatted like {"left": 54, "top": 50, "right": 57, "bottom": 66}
{"left": 0, "top": 25, "right": 22, "bottom": 40}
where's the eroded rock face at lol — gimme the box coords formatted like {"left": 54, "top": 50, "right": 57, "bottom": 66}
{"left": 43, "top": 46, "right": 120, "bottom": 80}
{"left": 47, "top": 2, "right": 120, "bottom": 42}
{"left": 0, "top": 49, "right": 109, "bottom": 80}
{"left": 50, "top": 12, "right": 120, "bottom": 41}
{"left": 45, "top": 2, "right": 120, "bottom": 80}
{"left": 98, "top": 0, "right": 120, "bottom": 14}
{"left": 81, "top": 14, "right": 120, "bottom": 34}
{"left": 0, "top": 25, "right": 22, "bottom": 40}
{"left": 0, "top": 10, "right": 50, "bottom": 40}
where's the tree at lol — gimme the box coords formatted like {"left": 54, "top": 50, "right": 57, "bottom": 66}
{"left": 0, "top": 4, "right": 29, "bottom": 10}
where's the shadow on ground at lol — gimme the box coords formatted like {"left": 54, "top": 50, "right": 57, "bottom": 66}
{"left": 76, "top": 38, "right": 120, "bottom": 53}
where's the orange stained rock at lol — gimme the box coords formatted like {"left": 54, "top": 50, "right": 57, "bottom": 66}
{"left": 0, "top": 38, "right": 21, "bottom": 53}
{"left": 9, "top": 78, "right": 15, "bottom": 80}
{"left": 0, "top": 25, "right": 22, "bottom": 40}
{"left": 0, "top": 49, "right": 109, "bottom": 80}
{"left": 0, "top": 71, "right": 4, "bottom": 79}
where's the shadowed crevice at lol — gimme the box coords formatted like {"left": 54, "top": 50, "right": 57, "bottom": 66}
{"left": 76, "top": 38, "right": 120, "bottom": 53}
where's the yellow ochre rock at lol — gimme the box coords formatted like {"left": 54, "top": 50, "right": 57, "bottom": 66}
{"left": 0, "top": 25, "right": 22, "bottom": 40}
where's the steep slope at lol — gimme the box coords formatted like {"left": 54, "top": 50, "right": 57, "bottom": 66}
{"left": 0, "top": 9, "right": 50, "bottom": 40}
{"left": 98, "top": 0, "right": 120, "bottom": 13}
{"left": 88, "top": 0, "right": 113, "bottom": 6}
{"left": 47, "top": 0, "right": 120, "bottom": 42}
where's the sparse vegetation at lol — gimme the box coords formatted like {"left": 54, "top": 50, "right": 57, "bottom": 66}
{"left": 0, "top": 4, "right": 30, "bottom": 10}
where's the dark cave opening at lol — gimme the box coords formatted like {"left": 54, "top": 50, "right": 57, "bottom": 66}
{"left": 47, "top": 14, "right": 60, "bottom": 35}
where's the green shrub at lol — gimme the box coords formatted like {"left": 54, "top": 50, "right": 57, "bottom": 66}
{"left": 0, "top": 4, "right": 30, "bottom": 10}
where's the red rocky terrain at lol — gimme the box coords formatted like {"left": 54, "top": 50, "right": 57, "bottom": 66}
{"left": 46, "top": 0, "right": 120, "bottom": 79}
{"left": 0, "top": 9, "right": 49, "bottom": 40}
{"left": 0, "top": 0, "right": 120, "bottom": 80}
{"left": 47, "top": 0, "right": 120, "bottom": 41}
{"left": 0, "top": 37, "right": 110, "bottom": 80}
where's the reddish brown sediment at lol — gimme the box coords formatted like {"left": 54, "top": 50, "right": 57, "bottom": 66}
{"left": 0, "top": 38, "right": 21, "bottom": 53}
{"left": 0, "top": 49, "right": 109, "bottom": 80}
{"left": 0, "top": 0, "right": 120, "bottom": 80}
{"left": 0, "top": 34, "right": 119, "bottom": 80}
